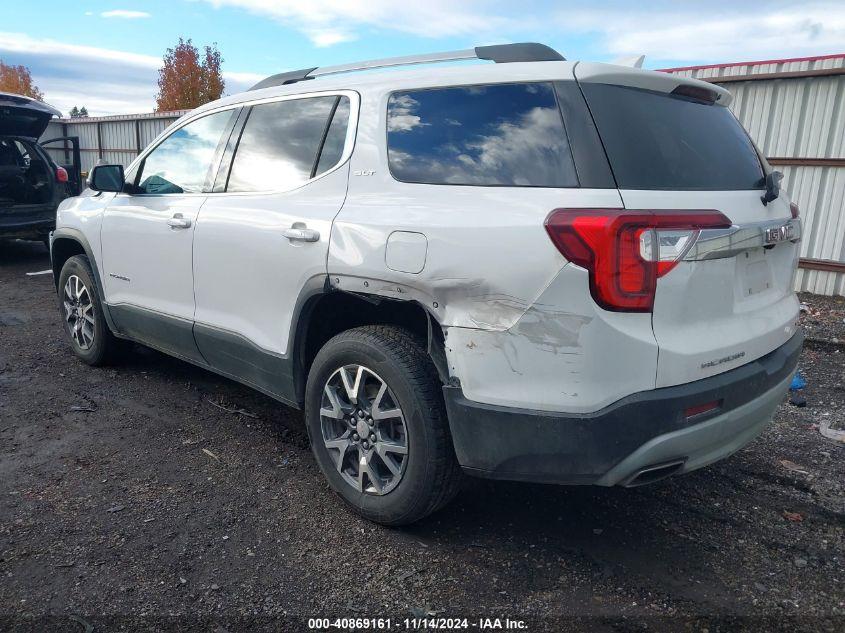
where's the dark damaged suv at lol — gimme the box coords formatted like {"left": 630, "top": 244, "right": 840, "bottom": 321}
{"left": 0, "top": 92, "right": 80, "bottom": 244}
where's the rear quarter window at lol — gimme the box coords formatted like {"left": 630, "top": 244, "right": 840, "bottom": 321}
{"left": 386, "top": 82, "right": 578, "bottom": 187}
{"left": 581, "top": 83, "right": 764, "bottom": 191}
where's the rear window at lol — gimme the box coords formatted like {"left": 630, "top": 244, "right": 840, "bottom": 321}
{"left": 386, "top": 83, "right": 578, "bottom": 187}
{"left": 581, "top": 83, "right": 764, "bottom": 191}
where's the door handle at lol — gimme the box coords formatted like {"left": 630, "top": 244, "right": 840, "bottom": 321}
{"left": 167, "top": 213, "right": 192, "bottom": 229}
{"left": 282, "top": 227, "right": 320, "bottom": 242}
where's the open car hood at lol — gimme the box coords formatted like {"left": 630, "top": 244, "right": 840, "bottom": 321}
{"left": 0, "top": 92, "right": 62, "bottom": 138}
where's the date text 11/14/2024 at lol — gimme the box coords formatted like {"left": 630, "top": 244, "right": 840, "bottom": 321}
{"left": 307, "top": 617, "right": 529, "bottom": 630}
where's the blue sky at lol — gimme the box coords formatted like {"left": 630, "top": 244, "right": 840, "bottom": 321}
{"left": 2, "top": 0, "right": 844, "bottom": 116}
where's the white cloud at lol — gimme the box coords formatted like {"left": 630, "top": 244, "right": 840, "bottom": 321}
{"left": 223, "top": 70, "right": 267, "bottom": 89}
{"left": 307, "top": 29, "right": 357, "bottom": 48}
{"left": 556, "top": 2, "right": 845, "bottom": 64}
{"left": 0, "top": 32, "right": 260, "bottom": 116}
{"left": 100, "top": 10, "right": 151, "bottom": 19}
{"left": 198, "top": 0, "right": 845, "bottom": 60}
{"left": 0, "top": 31, "right": 159, "bottom": 68}
{"left": 201, "top": 0, "right": 517, "bottom": 46}
{"left": 387, "top": 94, "right": 428, "bottom": 132}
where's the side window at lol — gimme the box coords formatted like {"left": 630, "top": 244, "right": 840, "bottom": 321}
{"left": 134, "top": 110, "right": 234, "bottom": 194}
{"left": 227, "top": 95, "right": 349, "bottom": 193}
{"left": 386, "top": 82, "right": 577, "bottom": 187}
{"left": 315, "top": 97, "right": 350, "bottom": 177}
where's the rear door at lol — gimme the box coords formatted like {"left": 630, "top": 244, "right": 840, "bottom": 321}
{"left": 192, "top": 91, "right": 356, "bottom": 403}
{"left": 39, "top": 136, "right": 82, "bottom": 195}
{"left": 576, "top": 64, "right": 801, "bottom": 387}
{"left": 100, "top": 108, "right": 237, "bottom": 361}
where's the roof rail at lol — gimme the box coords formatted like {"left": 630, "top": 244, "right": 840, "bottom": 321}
{"left": 249, "top": 42, "right": 564, "bottom": 91}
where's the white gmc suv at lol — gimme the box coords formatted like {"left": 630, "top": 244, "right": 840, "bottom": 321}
{"left": 51, "top": 43, "right": 803, "bottom": 525}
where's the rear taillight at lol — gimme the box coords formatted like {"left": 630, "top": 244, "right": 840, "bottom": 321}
{"left": 55, "top": 166, "right": 68, "bottom": 183}
{"left": 790, "top": 202, "right": 799, "bottom": 219}
{"left": 545, "top": 209, "right": 732, "bottom": 312}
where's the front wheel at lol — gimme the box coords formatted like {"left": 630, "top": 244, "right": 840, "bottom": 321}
{"left": 305, "top": 326, "right": 461, "bottom": 525}
{"left": 57, "top": 255, "right": 122, "bottom": 366}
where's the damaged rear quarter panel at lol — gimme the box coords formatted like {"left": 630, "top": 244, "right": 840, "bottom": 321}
{"left": 328, "top": 78, "right": 654, "bottom": 413}
{"left": 445, "top": 265, "right": 659, "bottom": 412}
{"left": 328, "top": 85, "right": 625, "bottom": 331}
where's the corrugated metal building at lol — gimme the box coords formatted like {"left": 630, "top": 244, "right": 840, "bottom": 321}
{"left": 39, "top": 110, "right": 187, "bottom": 174}
{"left": 662, "top": 53, "right": 845, "bottom": 296}
{"left": 37, "top": 53, "right": 845, "bottom": 295}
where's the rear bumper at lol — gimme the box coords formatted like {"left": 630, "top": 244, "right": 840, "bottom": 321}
{"left": 443, "top": 332, "right": 802, "bottom": 485}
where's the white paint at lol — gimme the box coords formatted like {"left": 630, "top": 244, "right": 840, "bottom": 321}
{"left": 194, "top": 165, "right": 350, "bottom": 354}
{"left": 101, "top": 193, "right": 202, "bottom": 321}
{"left": 619, "top": 189, "right": 799, "bottom": 388}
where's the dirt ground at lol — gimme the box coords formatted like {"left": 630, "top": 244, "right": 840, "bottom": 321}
{"left": 1, "top": 239, "right": 843, "bottom": 632}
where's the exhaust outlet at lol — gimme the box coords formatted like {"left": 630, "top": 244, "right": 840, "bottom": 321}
{"left": 621, "top": 459, "right": 686, "bottom": 487}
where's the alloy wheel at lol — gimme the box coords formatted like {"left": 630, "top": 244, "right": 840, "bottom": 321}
{"left": 63, "top": 275, "right": 95, "bottom": 350}
{"left": 319, "top": 364, "right": 409, "bottom": 495}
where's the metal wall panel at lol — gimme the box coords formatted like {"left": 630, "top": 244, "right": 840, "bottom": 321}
{"left": 37, "top": 111, "right": 187, "bottom": 174}
{"left": 666, "top": 55, "right": 845, "bottom": 295}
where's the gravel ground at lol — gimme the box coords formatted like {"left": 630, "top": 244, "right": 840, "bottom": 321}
{"left": 1, "top": 240, "right": 843, "bottom": 632}
{"left": 799, "top": 292, "right": 845, "bottom": 345}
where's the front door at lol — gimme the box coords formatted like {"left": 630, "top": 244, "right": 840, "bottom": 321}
{"left": 100, "top": 108, "right": 237, "bottom": 361}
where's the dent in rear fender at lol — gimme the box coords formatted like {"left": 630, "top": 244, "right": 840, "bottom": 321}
{"left": 443, "top": 264, "right": 659, "bottom": 413}
{"left": 328, "top": 271, "right": 539, "bottom": 331}
{"left": 327, "top": 190, "right": 626, "bottom": 331}
{"left": 327, "top": 213, "right": 567, "bottom": 331}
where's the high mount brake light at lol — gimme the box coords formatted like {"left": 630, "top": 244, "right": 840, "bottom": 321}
{"left": 544, "top": 209, "right": 732, "bottom": 312}
{"left": 670, "top": 84, "right": 720, "bottom": 104}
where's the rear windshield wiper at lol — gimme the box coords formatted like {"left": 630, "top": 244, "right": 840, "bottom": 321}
{"left": 761, "top": 171, "right": 783, "bottom": 206}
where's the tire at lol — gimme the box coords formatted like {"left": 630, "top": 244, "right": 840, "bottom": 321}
{"left": 305, "top": 325, "right": 462, "bottom": 525}
{"left": 57, "top": 255, "right": 122, "bottom": 366}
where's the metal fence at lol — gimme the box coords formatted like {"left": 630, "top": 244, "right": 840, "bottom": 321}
{"left": 662, "top": 53, "right": 845, "bottom": 296}
{"left": 39, "top": 110, "right": 188, "bottom": 175}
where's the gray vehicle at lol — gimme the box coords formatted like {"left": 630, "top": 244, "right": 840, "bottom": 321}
{"left": 0, "top": 92, "right": 81, "bottom": 243}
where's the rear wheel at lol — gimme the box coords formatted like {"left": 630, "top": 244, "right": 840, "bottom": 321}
{"left": 57, "top": 255, "right": 122, "bottom": 366}
{"left": 305, "top": 326, "right": 461, "bottom": 525}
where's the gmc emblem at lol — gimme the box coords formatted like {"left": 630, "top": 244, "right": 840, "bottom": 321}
{"left": 764, "top": 224, "right": 794, "bottom": 244}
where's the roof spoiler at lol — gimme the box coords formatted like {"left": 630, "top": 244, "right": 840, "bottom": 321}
{"left": 249, "top": 42, "right": 565, "bottom": 91}
{"left": 612, "top": 55, "right": 645, "bottom": 69}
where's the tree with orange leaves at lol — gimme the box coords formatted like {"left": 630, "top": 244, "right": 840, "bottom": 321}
{"left": 0, "top": 61, "right": 44, "bottom": 100}
{"left": 154, "top": 38, "right": 225, "bottom": 111}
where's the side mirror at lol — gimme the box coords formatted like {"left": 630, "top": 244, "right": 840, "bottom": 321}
{"left": 88, "top": 164, "right": 125, "bottom": 193}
